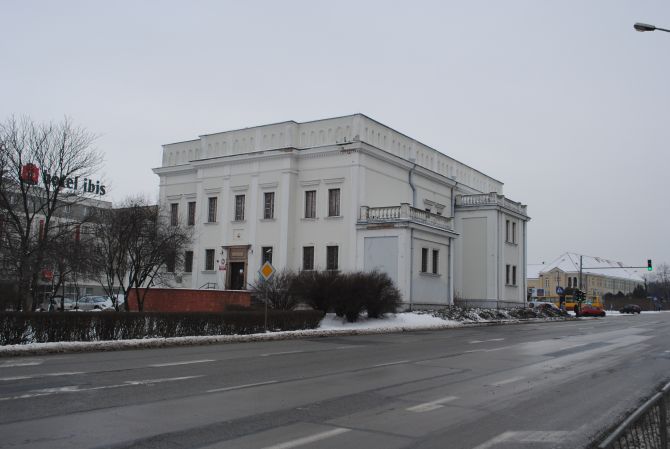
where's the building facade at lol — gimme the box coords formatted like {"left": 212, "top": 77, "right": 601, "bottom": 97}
{"left": 153, "top": 114, "right": 530, "bottom": 307}
{"left": 527, "top": 252, "right": 644, "bottom": 299}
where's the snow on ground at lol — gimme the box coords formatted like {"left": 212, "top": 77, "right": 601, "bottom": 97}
{"left": 318, "top": 312, "right": 462, "bottom": 330}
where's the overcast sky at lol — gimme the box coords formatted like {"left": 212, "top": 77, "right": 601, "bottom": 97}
{"left": 2, "top": 0, "right": 669, "bottom": 271}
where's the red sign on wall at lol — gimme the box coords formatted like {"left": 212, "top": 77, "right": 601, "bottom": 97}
{"left": 20, "top": 163, "right": 40, "bottom": 185}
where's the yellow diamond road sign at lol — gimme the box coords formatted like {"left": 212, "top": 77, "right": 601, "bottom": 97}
{"left": 260, "top": 261, "right": 276, "bottom": 281}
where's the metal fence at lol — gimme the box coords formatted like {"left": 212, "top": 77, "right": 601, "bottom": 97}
{"left": 598, "top": 382, "right": 670, "bottom": 449}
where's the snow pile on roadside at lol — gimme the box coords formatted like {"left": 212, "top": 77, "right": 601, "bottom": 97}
{"left": 318, "top": 312, "right": 462, "bottom": 330}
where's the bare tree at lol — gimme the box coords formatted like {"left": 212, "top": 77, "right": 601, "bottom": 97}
{"left": 0, "top": 116, "right": 103, "bottom": 310}
{"left": 91, "top": 197, "right": 191, "bottom": 311}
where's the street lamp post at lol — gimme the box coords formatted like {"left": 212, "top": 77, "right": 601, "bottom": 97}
{"left": 634, "top": 22, "right": 670, "bottom": 33}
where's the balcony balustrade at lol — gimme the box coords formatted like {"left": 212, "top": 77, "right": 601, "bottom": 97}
{"left": 358, "top": 203, "right": 453, "bottom": 231}
{"left": 455, "top": 193, "right": 527, "bottom": 216}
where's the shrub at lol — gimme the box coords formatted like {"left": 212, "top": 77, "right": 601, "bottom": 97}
{"left": 362, "top": 271, "right": 401, "bottom": 318}
{"left": 292, "top": 270, "right": 340, "bottom": 313}
{"left": 0, "top": 310, "right": 325, "bottom": 345}
{"left": 249, "top": 270, "right": 300, "bottom": 310}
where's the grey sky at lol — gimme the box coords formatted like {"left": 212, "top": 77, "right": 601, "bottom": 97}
{"left": 2, "top": 0, "right": 669, "bottom": 271}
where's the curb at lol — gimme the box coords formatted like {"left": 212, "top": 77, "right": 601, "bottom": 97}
{"left": 0, "top": 316, "right": 572, "bottom": 357}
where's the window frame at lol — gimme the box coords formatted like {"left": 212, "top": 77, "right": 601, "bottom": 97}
{"left": 421, "top": 248, "right": 429, "bottom": 273}
{"left": 304, "top": 190, "right": 316, "bottom": 218}
{"left": 432, "top": 249, "right": 439, "bottom": 274}
{"left": 207, "top": 197, "right": 218, "bottom": 223}
{"left": 234, "top": 194, "right": 245, "bottom": 221}
{"left": 187, "top": 201, "right": 196, "bottom": 226}
{"left": 205, "top": 249, "right": 215, "bottom": 271}
{"left": 328, "top": 188, "right": 340, "bottom": 217}
{"left": 170, "top": 203, "right": 179, "bottom": 226}
{"left": 302, "top": 246, "right": 315, "bottom": 271}
{"left": 326, "top": 245, "right": 339, "bottom": 271}
{"left": 263, "top": 192, "right": 275, "bottom": 220}
{"left": 184, "top": 251, "right": 193, "bottom": 273}
{"left": 261, "top": 246, "right": 273, "bottom": 265}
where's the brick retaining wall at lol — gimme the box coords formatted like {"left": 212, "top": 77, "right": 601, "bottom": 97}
{"left": 126, "top": 288, "right": 251, "bottom": 312}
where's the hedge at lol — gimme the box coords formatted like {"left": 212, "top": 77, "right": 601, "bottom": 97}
{"left": 0, "top": 310, "right": 325, "bottom": 345}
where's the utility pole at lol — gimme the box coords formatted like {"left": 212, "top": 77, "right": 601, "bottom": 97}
{"left": 579, "top": 255, "right": 583, "bottom": 290}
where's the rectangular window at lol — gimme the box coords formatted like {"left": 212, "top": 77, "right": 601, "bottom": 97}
{"left": 166, "top": 252, "right": 176, "bottom": 273}
{"left": 512, "top": 222, "right": 517, "bottom": 244}
{"left": 421, "top": 248, "right": 428, "bottom": 273}
{"left": 74, "top": 224, "right": 80, "bottom": 242}
{"left": 264, "top": 192, "right": 275, "bottom": 219}
{"left": 205, "top": 249, "right": 215, "bottom": 271}
{"left": 512, "top": 265, "right": 517, "bottom": 286}
{"left": 326, "top": 246, "right": 338, "bottom": 271}
{"left": 505, "top": 220, "right": 510, "bottom": 242}
{"left": 303, "top": 246, "right": 314, "bottom": 271}
{"left": 184, "top": 251, "right": 193, "bottom": 273}
{"left": 262, "top": 246, "right": 273, "bottom": 265}
{"left": 187, "top": 202, "right": 196, "bottom": 226}
{"left": 208, "top": 197, "right": 217, "bottom": 223}
{"left": 170, "top": 203, "right": 179, "bottom": 226}
{"left": 38, "top": 219, "right": 45, "bottom": 240}
{"left": 305, "top": 190, "right": 316, "bottom": 218}
{"left": 235, "top": 195, "right": 245, "bottom": 221}
{"left": 328, "top": 188, "right": 340, "bottom": 217}
{"left": 432, "top": 249, "right": 439, "bottom": 274}
{"left": 506, "top": 264, "right": 511, "bottom": 285}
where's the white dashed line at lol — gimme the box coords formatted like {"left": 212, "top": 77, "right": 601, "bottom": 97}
{"left": 149, "top": 359, "right": 215, "bottom": 367}
{"left": 469, "top": 338, "right": 505, "bottom": 344}
{"left": 407, "top": 395, "right": 458, "bottom": 412}
{"left": 0, "top": 360, "right": 44, "bottom": 368}
{"left": 372, "top": 360, "right": 410, "bottom": 368}
{"left": 488, "top": 376, "right": 525, "bottom": 387}
{"left": 260, "top": 428, "right": 351, "bottom": 449}
{"left": 260, "top": 350, "right": 304, "bottom": 357}
{"left": 207, "top": 380, "right": 278, "bottom": 393}
{"left": 0, "top": 375, "right": 203, "bottom": 401}
{"left": 0, "top": 372, "right": 84, "bottom": 381}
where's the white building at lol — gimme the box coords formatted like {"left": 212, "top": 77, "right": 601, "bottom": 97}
{"left": 153, "top": 114, "right": 529, "bottom": 308}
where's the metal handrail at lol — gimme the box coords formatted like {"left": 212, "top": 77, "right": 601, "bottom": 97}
{"left": 598, "top": 381, "right": 670, "bottom": 448}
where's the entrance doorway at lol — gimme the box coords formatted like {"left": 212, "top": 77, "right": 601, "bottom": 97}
{"left": 230, "top": 262, "right": 245, "bottom": 290}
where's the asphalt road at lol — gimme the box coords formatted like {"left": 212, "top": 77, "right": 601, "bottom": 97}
{"left": 1, "top": 312, "right": 669, "bottom": 449}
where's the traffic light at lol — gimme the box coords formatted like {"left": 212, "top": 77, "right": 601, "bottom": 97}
{"left": 648, "top": 259, "right": 653, "bottom": 271}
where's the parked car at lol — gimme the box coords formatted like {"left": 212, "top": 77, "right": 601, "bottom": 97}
{"left": 75, "top": 296, "right": 115, "bottom": 311}
{"left": 38, "top": 295, "right": 78, "bottom": 311}
{"left": 620, "top": 304, "right": 642, "bottom": 314}
{"left": 529, "top": 301, "right": 561, "bottom": 312}
{"left": 577, "top": 304, "right": 606, "bottom": 317}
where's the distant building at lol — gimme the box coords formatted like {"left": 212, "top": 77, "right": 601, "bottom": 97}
{"left": 527, "top": 252, "right": 644, "bottom": 298}
{"left": 154, "top": 114, "right": 530, "bottom": 307}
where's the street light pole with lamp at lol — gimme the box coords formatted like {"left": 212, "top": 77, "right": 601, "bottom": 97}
{"left": 634, "top": 22, "right": 670, "bottom": 33}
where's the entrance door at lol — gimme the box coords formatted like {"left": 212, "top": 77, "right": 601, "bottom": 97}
{"left": 230, "top": 262, "right": 245, "bottom": 290}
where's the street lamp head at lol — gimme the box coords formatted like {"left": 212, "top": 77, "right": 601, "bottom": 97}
{"left": 634, "top": 22, "right": 657, "bottom": 32}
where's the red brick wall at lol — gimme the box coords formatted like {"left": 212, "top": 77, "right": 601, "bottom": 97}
{"left": 126, "top": 288, "right": 251, "bottom": 312}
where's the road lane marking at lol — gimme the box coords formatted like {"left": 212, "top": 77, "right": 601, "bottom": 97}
{"left": 406, "top": 395, "right": 458, "bottom": 412}
{"left": 0, "top": 375, "right": 202, "bottom": 401}
{"left": 469, "top": 338, "right": 505, "bottom": 344}
{"left": 0, "top": 360, "right": 44, "bottom": 368}
{"left": 260, "top": 350, "right": 304, "bottom": 357}
{"left": 149, "top": 359, "right": 215, "bottom": 367}
{"left": 464, "top": 345, "right": 514, "bottom": 353}
{"left": 260, "top": 428, "right": 351, "bottom": 449}
{"left": 335, "top": 345, "right": 365, "bottom": 350}
{"left": 207, "top": 380, "right": 278, "bottom": 393}
{"left": 488, "top": 376, "right": 525, "bottom": 387}
{"left": 0, "top": 372, "right": 84, "bottom": 381}
{"left": 372, "top": 360, "right": 410, "bottom": 368}
{"left": 472, "top": 430, "right": 571, "bottom": 449}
